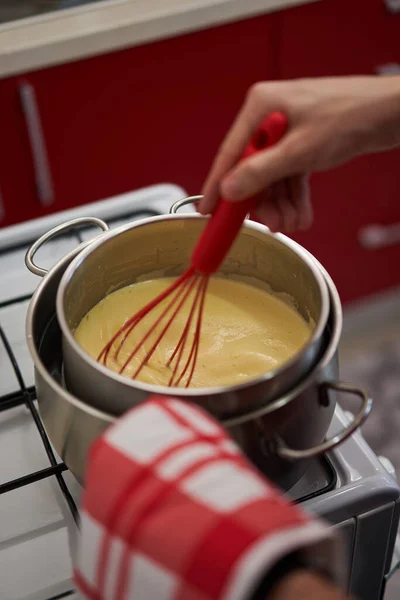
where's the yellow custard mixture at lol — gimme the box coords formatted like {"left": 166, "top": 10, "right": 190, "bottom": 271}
{"left": 74, "top": 277, "right": 312, "bottom": 388}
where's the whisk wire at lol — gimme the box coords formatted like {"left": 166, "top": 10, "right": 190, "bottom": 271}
{"left": 167, "top": 275, "right": 208, "bottom": 386}
{"left": 119, "top": 272, "right": 196, "bottom": 374}
{"left": 174, "top": 276, "right": 209, "bottom": 388}
{"left": 130, "top": 272, "right": 199, "bottom": 380}
{"left": 97, "top": 268, "right": 195, "bottom": 367}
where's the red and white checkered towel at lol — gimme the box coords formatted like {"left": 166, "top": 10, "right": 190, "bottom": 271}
{"left": 74, "top": 396, "right": 344, "bottom": 600}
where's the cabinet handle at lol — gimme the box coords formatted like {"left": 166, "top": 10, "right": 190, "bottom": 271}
{"left": 376, "top": 63, "right": 400, "bottom": 76}
{"left": 19, "top": 81, "right": 55, "bottom": 207}
{"left": 384, "top": 0, "right": 400, "bottom": 13}
{"left": 359, "top": 222, "right": 400, "bottom": 249}
{"left": 0, "top": 187, "right": 4, "bottom": 222}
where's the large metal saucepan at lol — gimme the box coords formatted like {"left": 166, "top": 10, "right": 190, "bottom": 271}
{"left": 25, "top": 199, "right": 372, "bottom": 490}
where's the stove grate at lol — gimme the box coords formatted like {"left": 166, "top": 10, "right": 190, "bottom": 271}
{"left": 0, "top": 212, "right": 162, "bottom": 508}
{"left": 0, "top": 209, "right": 166, "bottom": 600}
{"left": 0, "top": 208, "right": 165, "bottom": 599}
{"left": 0, "top": 325, "right": 79, "bottom": 527}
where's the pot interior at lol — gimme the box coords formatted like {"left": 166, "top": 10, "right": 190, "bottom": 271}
{"left": 62, "top": 216, "right": 327, "bottom": 338}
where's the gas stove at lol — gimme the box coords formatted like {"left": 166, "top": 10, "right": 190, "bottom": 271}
{"left": 0, "top": 183, "right": 399, "bottom": 600}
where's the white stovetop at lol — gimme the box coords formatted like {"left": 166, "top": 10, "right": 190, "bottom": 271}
{"left": 0, "top": 0, "right": 320, "bottom": 78}
{"left": 0, "top": 182, "right": 399, "bottom": 598}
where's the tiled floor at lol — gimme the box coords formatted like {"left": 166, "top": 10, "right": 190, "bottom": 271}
{"left": 340, "top": 288, "right": 400, "bottom": 599}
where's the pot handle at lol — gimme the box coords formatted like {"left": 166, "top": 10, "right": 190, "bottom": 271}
{"left": 169, "top": 195, "right": 203, "bottom": 214}
{"left": 25, "top": 217, "right": 109, "bottom": 277}
{"left": 275, "top": 381, "right": 373, "bottom": 461}
{"left": 170, "top": 194, "right": 254, "bottom": 222}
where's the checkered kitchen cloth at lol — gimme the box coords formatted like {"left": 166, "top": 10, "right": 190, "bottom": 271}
{"left": 74, "top": 396, "right": 344, "bottom": 600}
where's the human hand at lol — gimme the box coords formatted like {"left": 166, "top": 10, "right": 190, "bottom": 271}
{"left": 200, "top": 76, "right": 400, "bottom": 233}
{"left": 73, "top": 396, "right": 343, "bottom": 600}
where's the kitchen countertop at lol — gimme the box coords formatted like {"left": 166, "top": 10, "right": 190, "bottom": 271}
{"left": 0, "top": 0, "right": 319, "bottom": 79}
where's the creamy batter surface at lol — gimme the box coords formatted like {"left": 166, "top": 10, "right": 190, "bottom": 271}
{"left": 74, "top": 277, "right": 312, "bottom": 388}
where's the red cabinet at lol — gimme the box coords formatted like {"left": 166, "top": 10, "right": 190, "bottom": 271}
{"left": 1, "top": 2, "right": 399, "bottom": 304}
{"left": 275, "top": 0, "right": 400, "bottom": 303}
{"left": 0, "top": 14, "right": 276, "bottom": 228}
{"left": 0, "top": 77, "right": 43, "bottom": 226}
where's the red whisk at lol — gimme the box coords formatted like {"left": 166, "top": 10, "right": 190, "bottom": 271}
{"left": 98, "top": 112, "right": 288, "bottom": 387}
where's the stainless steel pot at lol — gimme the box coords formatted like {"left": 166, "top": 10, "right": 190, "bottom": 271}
{"left": 33, "top": 206, "right": 331, "bottom": 418}
{"left": 25, "top": 208, "right": 372, "bottom": 491}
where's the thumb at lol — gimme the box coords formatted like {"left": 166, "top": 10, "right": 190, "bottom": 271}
{"left": 221, "top": 135, "right": 303, "bottom": 201}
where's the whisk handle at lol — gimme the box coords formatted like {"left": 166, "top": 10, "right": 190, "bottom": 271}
{"left": 191, "top": 111, "right": 288, "bottom": 275}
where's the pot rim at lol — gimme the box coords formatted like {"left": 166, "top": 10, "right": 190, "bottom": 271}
{"left": 55, "top": 213, "right": 330, "bottom": 397}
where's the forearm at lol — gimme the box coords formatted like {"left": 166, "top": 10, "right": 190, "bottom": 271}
{"left": 268, "top": 569, "right": 348, "bottom": 600}
{"left": 352, "top": 75, "right": 400, "bottom": 155}
{"left": 251, "top": 551, "right": 347, "bottom": 600}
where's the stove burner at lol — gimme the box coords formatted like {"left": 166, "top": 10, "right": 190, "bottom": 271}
{"left": 290, "top": 455, "right": 337, "bottom": 503}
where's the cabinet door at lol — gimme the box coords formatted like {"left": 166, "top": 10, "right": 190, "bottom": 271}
{"left": 277, "top": 0, "right": 400, "bottom": 304}
{"left": 18, "top": 14, "right": 275, "bottom": 217}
